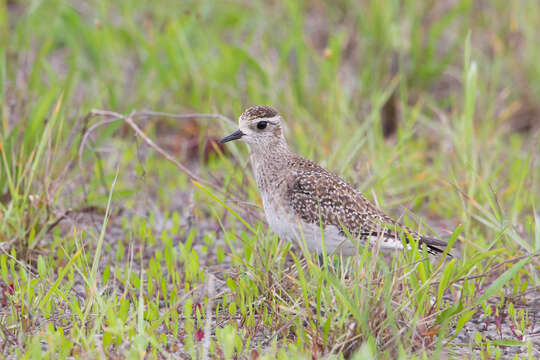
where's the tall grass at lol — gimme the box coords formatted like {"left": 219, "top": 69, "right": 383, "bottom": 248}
{"left": 1, "top": 0, "right": 539, "bottom": 358}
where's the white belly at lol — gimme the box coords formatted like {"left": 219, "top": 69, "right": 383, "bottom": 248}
{"left": 262, "top": 195, "right": 358, "bottom": 255}
{"left": 261, "top": 194, "right": 404, "bottom": 256}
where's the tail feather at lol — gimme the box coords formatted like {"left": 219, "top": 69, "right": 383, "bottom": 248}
{"left": 361, "top": 231, "right": 451, "bottom": 256}
{"left": 419, "top": 236, "right": 450, "bottom": 255}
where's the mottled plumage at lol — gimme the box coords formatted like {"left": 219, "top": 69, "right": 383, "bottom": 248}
{"left": 220, "top": 106, "right": 446, "bottom": 255}
{"left": 240, "top": 105, "right": 278, "bottom": 120}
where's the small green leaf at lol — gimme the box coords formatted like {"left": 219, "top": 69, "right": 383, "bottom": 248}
{"left": 455, "top": 309, "right": 476, "bottom": 335}
{"left": 436, "top": 300, "right": 463, "bottom": 324}
{"left": 490, "top": 339, "right": 524, "bottom": 347}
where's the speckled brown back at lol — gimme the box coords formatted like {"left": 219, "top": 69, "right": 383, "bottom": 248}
{"left": 284, "top": 155, "right": 445, "bottom": 253}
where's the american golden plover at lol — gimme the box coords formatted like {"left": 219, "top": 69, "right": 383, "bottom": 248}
{"left": 220, "top": 105, "right": 446, "bottom": 255}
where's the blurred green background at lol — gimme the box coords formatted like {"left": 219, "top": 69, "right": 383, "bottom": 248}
{"left": 1, "top": 0, "right": 539, "bottom": 358}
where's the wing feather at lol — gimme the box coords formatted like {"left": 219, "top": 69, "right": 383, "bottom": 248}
{"left": 285, "top": 162, "right": 445, "bottom": 254}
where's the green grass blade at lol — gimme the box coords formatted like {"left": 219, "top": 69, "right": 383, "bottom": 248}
{"left": 472, "top": 255, "right": 533, "bottom": 308}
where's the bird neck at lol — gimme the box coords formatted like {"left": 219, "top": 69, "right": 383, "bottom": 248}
{"left": 248, "top": 139, "right": 292, "bottom": 191}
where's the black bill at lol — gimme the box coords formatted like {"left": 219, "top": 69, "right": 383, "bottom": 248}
{"left": 219, "top": 130, "right": 244, "bottom": 143}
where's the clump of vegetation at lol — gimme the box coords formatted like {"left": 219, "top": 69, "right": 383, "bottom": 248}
{"left": 1, "top": 0, "right": 539, "bottom": 358}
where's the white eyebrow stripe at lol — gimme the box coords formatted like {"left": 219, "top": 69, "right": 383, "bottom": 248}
{"left": 263, "top": 115, "right": 280, "bottom": 124}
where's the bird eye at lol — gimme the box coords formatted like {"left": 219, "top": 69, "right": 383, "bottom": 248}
{"left": 256, "top": 121, "right": 268, "bottom": 130}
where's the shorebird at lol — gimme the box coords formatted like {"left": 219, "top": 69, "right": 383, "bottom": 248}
{"left": 220, "top": 106, "right": 447, "bottom": 255}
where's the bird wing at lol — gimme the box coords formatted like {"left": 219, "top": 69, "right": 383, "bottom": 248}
{"left": 286, "top": 166, "right": 445, "bottom": 254}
